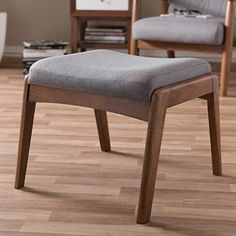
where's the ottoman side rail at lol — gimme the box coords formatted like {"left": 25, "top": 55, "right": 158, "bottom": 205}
{"left": 27, "top": 80, "right": 150, "bottom": 122}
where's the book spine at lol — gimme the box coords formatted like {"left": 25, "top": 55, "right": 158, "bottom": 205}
{"left": 85, "top": 36, "right": 126, "bottom": 41}
{"left": 86, "top": 28, "right": 125, "bottom": 33}
{"left": 85, "top": 40, "right": 126, "bottom": 44}
{"left": 23, "top": 49, "right": 66, "bottom": 58}
{"left": 85, "top": 31, "right": 126, "bottom": 36}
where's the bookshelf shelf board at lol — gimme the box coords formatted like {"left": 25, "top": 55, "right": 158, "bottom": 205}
{"left": 75, "top": 16, "right": 130, "bottom": 21}
{"left": 72, "top": 11, "right": 131, "bottom": 18}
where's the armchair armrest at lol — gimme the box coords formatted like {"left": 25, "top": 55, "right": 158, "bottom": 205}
{"left": 225, "top": 0, "right": 235, "bottom": 30}
{"left": 131, "top": 0, "right": 140, "bottom": 22}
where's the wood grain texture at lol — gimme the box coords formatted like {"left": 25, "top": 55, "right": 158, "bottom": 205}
{"left": 167, "top": 50, "right": 175, "bottom": 58}
{"left": 28, "top": 84, "right": 150, "bottom": 122}
{"left": 206, "top": 77, "right": 222, "bottom": 176}
{"left": 220, "top": 0, "right": 236, "bottom": 96}
{"left": 0, "top": 69, "right": 236, "bottom": 235}
{"left": 15, "top": 77, "right": 36, "bottom": 189}
{"left": 130, "top": 0, "right": 140, "bottom": 55}
{"left": 94, "top": 109, "right": 111, "bottom": 152}
{"left": 137, "top": 91, "right": 169, "bottom": 224}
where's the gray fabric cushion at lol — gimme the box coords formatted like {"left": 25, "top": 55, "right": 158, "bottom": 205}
{"left": 169, "top": 0, "right": 227, "bottom": 18}
{"left": 169, "top": 1, "right": 236, "bottom": 37}
{"left": 29, "top": 50, "right": 211, "bottom": 102}
{"left": 133, "top": 16, "right": 224, "bottom": 45}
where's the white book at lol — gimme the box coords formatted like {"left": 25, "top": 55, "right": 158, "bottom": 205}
{"left": 23, "top": 49, "right": 66, "bottom": 58}
{"left": 85, "top": 35, "right": 126, "bottom": 41}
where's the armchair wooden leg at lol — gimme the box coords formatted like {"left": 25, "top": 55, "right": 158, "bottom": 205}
{"left": 15, "top": 80, "right": 36, "bottom": 189}
{"left": 220, "top": 0, "right": 235, "bottom": 96}
{"left": 94, "top": 109, "right": 111, "bottom": 152}
{"left": 137, "top": 91, "right": 169, "bottom": 224}
{"left": 220, "top": 49, "right": 233, "bottom": 96}
{"left": 207, "top": 78, "right": 222, "bottom": 176}
{"left": 167, "top": 50, "right": 175, "bottom": 58}
{"left": 130, "top": 39, "right": 139, "bottom": 55}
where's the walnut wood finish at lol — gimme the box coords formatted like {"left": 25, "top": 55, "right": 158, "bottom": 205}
{"left": 131, "top": 0, "right": 236, "bottom": 96}
{"left": 137, "top": 41, "right": 224, "bottom": 53}
{"left": 137, "top": 91, "right": 169, "bottom": 224}
{"left": 94, "top": 109, "right": 111, "bottom": 152}
{"left": 15, "top": 73, "right": 221, "bottom": 224}
{"left": 15, "top": 79, "right": 36, "bottom": 189}
{"left": 220, "top": 0, "right": 236, "bottom": 96}
{"left": 28, "top": 84, "right": 150, "bottom": 122}
{"left": 130, "top": 0, "right": 140, "bottom": 55}
{"left": 207, "top": 78, "right": 222, "bottom": 176}
{"left": 167, "top": 50, "right": 175, "bottom": 58}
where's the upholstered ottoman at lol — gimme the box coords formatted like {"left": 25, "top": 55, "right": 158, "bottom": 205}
{"left": 15, "top": 50, "right": 221, "bottom": 224}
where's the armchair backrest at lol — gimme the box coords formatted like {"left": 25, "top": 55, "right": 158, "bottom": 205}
{"left": 169, "top": 0, "right": 227, "bottom": 17}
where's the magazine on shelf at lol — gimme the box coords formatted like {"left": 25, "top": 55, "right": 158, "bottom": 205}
{"left": 84, "top": 25, "right": 127, "bottom": 44}
{"left": 23, "top": 49, "right": 67, "bottom": 58}
{"left": 86, "top": 26, "right": 126, "bottom": 33}
{"left": 86, "top": 31, "right": 126, "bottom": 36}
{"left": 85, "top": 35, "right": 126, "bottom": 41}
{"left": 23, "top": 40, "right": 69, "bottom": 49}
{"left": 85, "top": 40, "right": 126, "bottom": 44}
{"left": 22, "top": 40, "right": 68, "bottom": 74}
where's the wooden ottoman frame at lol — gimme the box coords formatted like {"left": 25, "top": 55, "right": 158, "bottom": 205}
{"left": 15, "top": 74, "right": 221, "bottom": 224}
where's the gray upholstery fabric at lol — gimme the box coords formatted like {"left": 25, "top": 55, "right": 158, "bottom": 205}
{"left": 169, "top": 1, "right": 236, "bottom": 37}
{"left": 169, "top": 0, "right": 227, "bottom": 17}
{"left": 133, "top": 17, "right": 224, "bottom": 45}
{"left": 29, "top": 50, "right": 211, "bottom": 102}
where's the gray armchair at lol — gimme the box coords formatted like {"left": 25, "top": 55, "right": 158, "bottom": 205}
{"left": 131, "top": 0, "right": 236, "bottom": 96}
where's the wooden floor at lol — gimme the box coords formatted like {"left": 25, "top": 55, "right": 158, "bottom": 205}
{"left": 1, "top": 69, "right": 236, "bottom": 235}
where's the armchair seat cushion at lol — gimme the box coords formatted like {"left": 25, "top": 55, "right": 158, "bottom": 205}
{"left": 169, "top": 0, "right": 227, "bottom": 18}
{"left": 133, "top": 16, "right": 225, "bottom": 45}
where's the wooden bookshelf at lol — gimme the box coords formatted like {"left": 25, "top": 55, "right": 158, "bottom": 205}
{"left": 70, "top": 0, "right": 134, "bottom": 53}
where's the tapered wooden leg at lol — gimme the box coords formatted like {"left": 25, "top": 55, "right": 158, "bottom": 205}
{"left": 71, "top": 16, "right": 78, "bottom": 53}
{"left": 15, "top": 79, "right": 36, "bottom": 189}
{"left": 220, "top": 0, "right": 235, "bottom": 96}
{"left": 130, "top": 0, "right": 140, "bottom": 55}
{"left": 167, "top": 50, "right": 175, "bottom": 58}
{"left": 79, "top": 20, "right": 87, "bottom": 52}
{"left": 94, "top": 109, "right": 111, "bottom": 152}
{"left": 220, "top": 50, "right": 233, "bottom": 96}
{"left": 137, "top": 92, "right": 169, "bottom": 224}
{"left": 130, "top": 39, "right": 139, "bottom": 55}
{"left": 207, "top": 78, "right": 222, "bottom": 176}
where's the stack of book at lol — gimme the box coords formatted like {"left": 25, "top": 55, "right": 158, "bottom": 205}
{"left": 22, "top": 40, "right": 68, "bottom": 74}
{"left": 85, "top": 26, "right": 127, "bottom": 44}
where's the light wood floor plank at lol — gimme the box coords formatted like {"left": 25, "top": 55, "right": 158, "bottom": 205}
{"left": 0, "top": 69, "right": 236, "bottom": 235}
